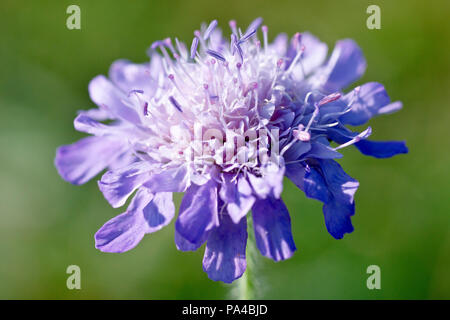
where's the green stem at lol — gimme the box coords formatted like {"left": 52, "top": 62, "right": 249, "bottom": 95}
{"left": 237, "top": 215, "right": 256, "bottom": 300}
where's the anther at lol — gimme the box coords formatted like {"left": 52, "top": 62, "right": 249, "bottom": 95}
{"left": 203, "top": 20, "right": 218, "bottom": 40}
{"left": 190, "top": 37, "right": 199, "bottom": 60}
{"left": 277, "top": 59, "right": 284, "bottom": 68}
{"left": 169, "top": 96, "right": 183, "bottom": 112}
{"left": 318, "top": 92, "right": 342, "bottom": 107}
{"left": 143, "top": 102, "right": 149, "bottom": 116}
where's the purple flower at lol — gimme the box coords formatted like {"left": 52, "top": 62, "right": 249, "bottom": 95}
{"left": 55, "top": 18, "right": 408, "bottom": 283}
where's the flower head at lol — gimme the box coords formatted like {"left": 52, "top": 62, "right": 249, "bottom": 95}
{"left": 55, "top": 18, "right": 408, "bottom": 283}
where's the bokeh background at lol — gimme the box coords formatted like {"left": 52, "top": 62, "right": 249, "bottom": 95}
{"left": 0, "top": 0, "right": 449, "bottom": 299}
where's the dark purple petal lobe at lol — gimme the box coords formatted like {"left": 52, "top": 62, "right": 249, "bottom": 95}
{"left": 175, "top": 228, "right": 209, "bottom": 252}
{"left": 95, "top": 190, "right": 174, "bottom": 253}
{"left": 219, "top": 175, "right": 255, "bottom": 224}
{"left": 202, "top": 213, "right": 247, "bottom": 283}
{"left": 252, "top": 197, "right": 296, "bottom": 261}
{"left": 304, "top": 167, "right": 332, "bottom": 203}
{"left": 285, "top": 162, "right": 306, "bottom": 191}
{"left": 316, "top": 159, "right": 359, "bottom": 239}
{"left": 98, "top": 161, "right": 154, "bottom": 208}
{"left": 175, "top": 180, "right": 219, "bottom": 245}
{"left": 355, "top": 140, "right": 408, "bottom": 158}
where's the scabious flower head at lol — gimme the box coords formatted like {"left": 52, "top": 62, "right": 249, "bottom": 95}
{"left": 55, "top": 18, "right": 408, "bottom": 283}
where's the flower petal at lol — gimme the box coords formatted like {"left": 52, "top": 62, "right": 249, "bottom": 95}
{"left": 98, "top": 161, "right": 154, "bottom": 208}
{"left": 175, "top": 228, "right": 208, "bottom": 252}
{"left": 143, "top": 192, "right": 175, "bottom": 231}
{"left": 300, "top": 32, "right": 328, "bottom": 75}
{"left": 305, "top": 142, "right": 343, "bottom": 159}
{"left": 327, "top": 126, "right": 408, "bottom": 159}
{"left": 89, "top": 75, "right": 141, "bottom": 124}
{"left": 355, "top": 140, "right": 409, "bottom": 158}
{"left": 252, "top": 197, "right": 296, "bottom": 261}
{"left": 227, "top": 195, "right": 254, "bottom": 225}
{"left": 287, "top": 32, "right": 328, "bottom": 79}
{"left": 270, "top": 33, "right": 288, "bottom": 56}
{"left": 304, "top": 167, "right": 332, "bottom": 203}
{"left": 285, "top": 162, "right": 306, "bottom": 191}
{"left": 313, "top": 39, "right": 366, "bottom": 92}
{"left": 322, "top": 200, "right": 355, "bottom": 239}
{"left": 340, "top": 82, "right": 394, "bottom": 126}
{"left": 175, "top": 180, "right": 219, "bottom": 245}
{"left": 108, "top": 59, "right": 157, "bottom": 95}
{"left": 73, "top": 113, "right": 118, "bottom": 136}
{"left": 95, "top": 189, "right": 174, "bottom": 253}
{"left": 143, "top": 165, "right": 190, "bottom": 193}
{"left": 317, "top": 159, "right": 359, "bottom": 239}
{"left": 219, "top": 175, "right": 255, "bottom": 224}
{"left": 55, "top": 136, "right": 127, "bottom": 185}
{"left": 319, "top": 159, "right": 358, "bottom": 205}
{"left": 202, "top": 213, "right": 247, "bottom": 283}
{"left": 248, "top": 162, "right": 285, "bottom": 199}
{"left": 283, "top": 141, "right": 311, "bottom": 162}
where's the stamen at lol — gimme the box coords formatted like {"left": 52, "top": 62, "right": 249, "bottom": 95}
{"left": 293, "top": 124, "right": 311, "bottom": 142}
{"left": 175, "top": 38, "right": 187, "bottom": 59}
{"left": 320, "top": 108, "right": 352, "bottom": 123}
{"left": 229, "top": 20, "right": 237, "bottom": 35}
{"left": 230, "top": 34, "right": 237, "bottom": 55}
{"left": 236, "top": 62, "right": 243, "bottom": 86}
{"left": 286, "top": 42, "right": 305, "bottom": 75}
{"left": 239, "top": 29, "right": 257, "bottom": 44}
{"left": 243, "top": 82, "right": 258, "bottom": 97}
{"left": 334, "top": 127, "right": 372, "bottom": 150}
{"left": 150, "top": 40, "right": 164, "bottom": 51}
{"left": 262, "top": 25, "right": 268, "bottom": 52}
{"left": 277, "top": 58, "right": 284, "bottom": 68}
{"left": 127, "top": 89, "right": 144, "bottom": 97}
{"left": 127, "top": 90, "right": 148, "bottom": 117}
{"left": 206, "top": 49, "right": 226, "bottom": 62}
{"left": 347, "top": 86, "right": 361, "bottom": 108}
{"left": 159, "top": 44, "right": 174, "bottom": 68}
{"left": 194, "top": 30, "right": 207, "bottom": 50}
{"left": 293, "top": 32, "right": 302, "bottom": 50}
{"left": 168, "top": 96, "right": 183, "bottom": 112}
{"left": 203, "top": 20, "right": 218, "bottom": 40}
{"left": 174, "top": 55, "right": 197, "bottom": 86}
{"left": 203, "top": 83, "right": 211, "bottom": 108}
{"left": 270, "top": 59, "right": 283, "bottom": 89}
{"left": 163, "top": 38, "right": 176, "bottom": 55}
{"left": 303, "top": 91, "right": 314, "bottom": 107}
{"left": 143, "top": 102, "right": 149, "bottom": 116}
{"left": 241, "top": 17, "right": 263, "bottom": 42}
{"left": 305, "top": 105, "right": 320, "bottom": 132}
{"left": 235, "top": 42, "right": 244, "bottom": 62}
{"left": 168, "top": 74, "right": 186, "bottom": 97}
{"left": 190, "top": 37, "right": 199, "bottom": 60}
{"left": 318, "top": 92, "right": 342, "bottom": 106}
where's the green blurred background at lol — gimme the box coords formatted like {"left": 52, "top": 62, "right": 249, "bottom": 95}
{"left": 0, "top": 0, "right": 449, "bottom": 299}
